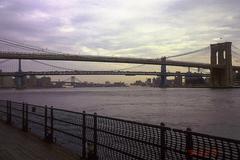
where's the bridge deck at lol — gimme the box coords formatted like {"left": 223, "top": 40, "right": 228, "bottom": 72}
{"left": 0, "top": 122, "right": 79, "bottom": 160}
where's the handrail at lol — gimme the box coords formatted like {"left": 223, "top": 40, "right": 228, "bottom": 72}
{"left": 0, "top": 100, "right": 239, "bottom": 160}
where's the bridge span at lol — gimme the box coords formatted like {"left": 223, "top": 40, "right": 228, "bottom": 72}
{"left": 0, "top": 42, "right": 240, "bottom": 88}
{"left": 0, "top": 51, "right": 211, "bottom": 68}
{"left": 1, "top": 51, "right": 240, "bottom": 71}
{"left": 0, "top": 70, "right": 210, "bottom": 77}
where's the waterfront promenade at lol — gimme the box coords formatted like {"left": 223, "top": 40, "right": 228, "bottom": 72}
{"left": 0, "top": 100, "right": 240, "bottom": 159}
{"left": 0, "top": 122, "right": 78, "bottom": 160}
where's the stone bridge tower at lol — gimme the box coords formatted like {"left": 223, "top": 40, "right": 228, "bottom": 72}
{"left": 210, "top": 42, "right": 233, "bottom": 87}
{"left": 15, "top": 59, "right": 25, "bottom": 89}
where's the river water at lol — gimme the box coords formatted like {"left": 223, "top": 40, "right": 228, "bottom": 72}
{"left": 0, "top": 87, "right": 240, "bottom": 139}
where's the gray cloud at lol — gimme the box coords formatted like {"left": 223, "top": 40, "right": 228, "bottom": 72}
{"left": 1, "top": 0, "right": 240, "bottom": 82}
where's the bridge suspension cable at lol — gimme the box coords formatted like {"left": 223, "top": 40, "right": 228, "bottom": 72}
{"left": 232, "top": 45, "right": 240, "bottom": 51}
{"left": 0, "top": 59, "right": 10, "bottom": 65}
{"left": 232, "top": 51, "right": 240, "bottom": 62}
{"left": 0, "top": 41, "right": 28, "bottom": 51}
{"left": 31, "top": 60, "right": 80, "bottom": 71}
{"left": 116, "top": 64, "right": 146, "bottom": 71}
{"left": 166, "top": 46, "right": 209, "bottom": 59}
{"left": 0, "top": 38, "right": 64, "bottom": 54}
{"left": 232, "top": 50, "right": 240, "bottom": 57}
{"left": 0, "top": 39, "right": 47, "bottom": 52}
{"left": 32, "top": 60, "right": 148, "bottom": 73}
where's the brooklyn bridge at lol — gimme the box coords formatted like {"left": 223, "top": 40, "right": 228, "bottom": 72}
{"left": 0, "top": 38, "right": 240, "bottom": 89}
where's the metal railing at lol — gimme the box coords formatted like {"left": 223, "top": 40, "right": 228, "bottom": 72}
{"left": 0, "top": 100, "right": 239, "bottom": 160}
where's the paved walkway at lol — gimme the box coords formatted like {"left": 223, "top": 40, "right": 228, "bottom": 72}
{"left": 0, "top": 122, "right": 79, "bottom": 160}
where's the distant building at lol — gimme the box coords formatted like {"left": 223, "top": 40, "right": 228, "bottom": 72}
{"left": 37, "top": 77, "right": 51, "bottom": 88}
{"left": 152, "top": 77, "right": 161, "bottom": 87}
{"left": 105, "top": 81, "right": 111, "bottom": 87}
{"left": 25, "top": 75, "right": 38, "bottom": 88}
{"left": 131, "top": 80, "right": 146, "bottom": 86}
{"left": 166, "top": 79, "right": 174, "bottom": 87}
{"left": 24, "top": 76, "right": 52, "bottom": 88}
{"left": 184, "top": 73, "right": 206, "bottom": 87}
{"left": 145, "top": 78, "right": 152, "bottom": 86}
{"left": 234, "top": 71, "right": 240, "bottom": 86}
{"left": 174, "top": 72, "right": 183, "bottom": 87}
{"left": 112, "top": 82, "right": 127, "bottom": 87}
{"left": 0, "top": 76, "right": 15, "bottom": 88}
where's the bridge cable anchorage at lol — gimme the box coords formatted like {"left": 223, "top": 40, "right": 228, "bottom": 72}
{"left": 31, "top": 60, "right": 84, "bottom": 71}
{"left": 166, "top": 46, "right": 209, "bottom": 59}
{"left": 0, "top": 38, "right": 65, "bottom": 55}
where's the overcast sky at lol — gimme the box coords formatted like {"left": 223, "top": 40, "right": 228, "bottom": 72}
{"left": 1, "top": 0, "right": 240, "bottom": 82}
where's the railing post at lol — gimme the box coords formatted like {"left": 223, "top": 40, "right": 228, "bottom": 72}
{"left": 160, "top": 122, "right": 166, "bottom": 160}
{"left": 50, "top": 106, "right": 54, "bottom": 143}
{"left": 22, "top": 102, "right": 25, "bottom": 131}
{"left": 44, "top": 105, "right": 48, "bottom": 140}
{"left": 6, "top": 100, "right": 12, "bottom": 124}
{"left": 82, "top": 111, "right": 86, "bottom": 159}
{"left": 93, "top": 112, "right": 98, "bottom": 159}
{"left": 25, "top": 103, "right": 29, "bottom": 132}
{"left": 186, "top": 128, "right": 193, "bottom": 160}
{"left": 6, "top": 100, "right": 9, "bottom": 123}
{"left": 6, "top": 101, "right": 8, "bottom": 123}
{"left": 9, "top": 101, "right": 12, "bottom": 124}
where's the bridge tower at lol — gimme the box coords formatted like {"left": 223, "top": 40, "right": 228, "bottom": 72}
{"left": 70, "top": 76, "right": 76, "bottom": 87}
{"left": 160, "top": 57, "right": 167, "bottom": 87}
{"left": 15, "top": 59, "right": 25, "bottom": 89}
{"left": 210, "top": 42, "right": 233, "bottom": 87}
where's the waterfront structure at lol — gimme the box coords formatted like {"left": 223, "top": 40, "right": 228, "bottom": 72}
{"left": 0, "top": 76, "right": 15, "bottom": 88}
{"left": 0, "top": 41, "right": 240, "bottom": 88}
{"left": 185, "top": 74, "right": 206, "bottom": 87}
{"left": 210, "top": 42, "right": 233, "bottom": 87}
{"left": 174, "top": 72, "right": 183, "bottom": 87}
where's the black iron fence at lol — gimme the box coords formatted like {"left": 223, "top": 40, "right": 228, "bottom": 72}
{"left": 0, "top": 100, "right": 240, "bottom": 160}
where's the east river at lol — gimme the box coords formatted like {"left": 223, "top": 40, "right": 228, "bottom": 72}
{"left": 0, "top": 87, "right": 240, "bottom": 139}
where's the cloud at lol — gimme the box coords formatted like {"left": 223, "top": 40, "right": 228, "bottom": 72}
{"left": 1, "top": 0, "right": 240, "bottom": 82}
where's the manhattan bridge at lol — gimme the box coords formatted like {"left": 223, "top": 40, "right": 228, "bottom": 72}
{"left": 1, "top": 38, "right": 240, "bottom": 89}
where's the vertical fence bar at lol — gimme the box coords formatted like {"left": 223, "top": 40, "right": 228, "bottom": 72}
{"left": 6, "top": 100, "right": 9, "bottom": 123}
{"left": 50, "top": 106, "right": 54, "bottom": 143}
{"left": 9, "top": 100, "right": 12, "bottom": 124}
{"left": 22, "top": 102, "right": 25, "bottom": 131}
{"left": 7, "top": 101, "right": 12, "bottom": 124}
{"left": 160, "top": 122, "right": 166, "bottom": 160}
{"left": 186, "top": 128, "right": 193, "bottom": 160}
{"left": 44, "top": 105, "right": 48, "bottom": 140}
{"left": 25, "top": 103, "right": 28, "bottom": 132}
{"left": 93, "top": 113, "right": 98, "bottom": 159}
{"left": 82, "top": 111, "right": 86, "bottom": 159}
